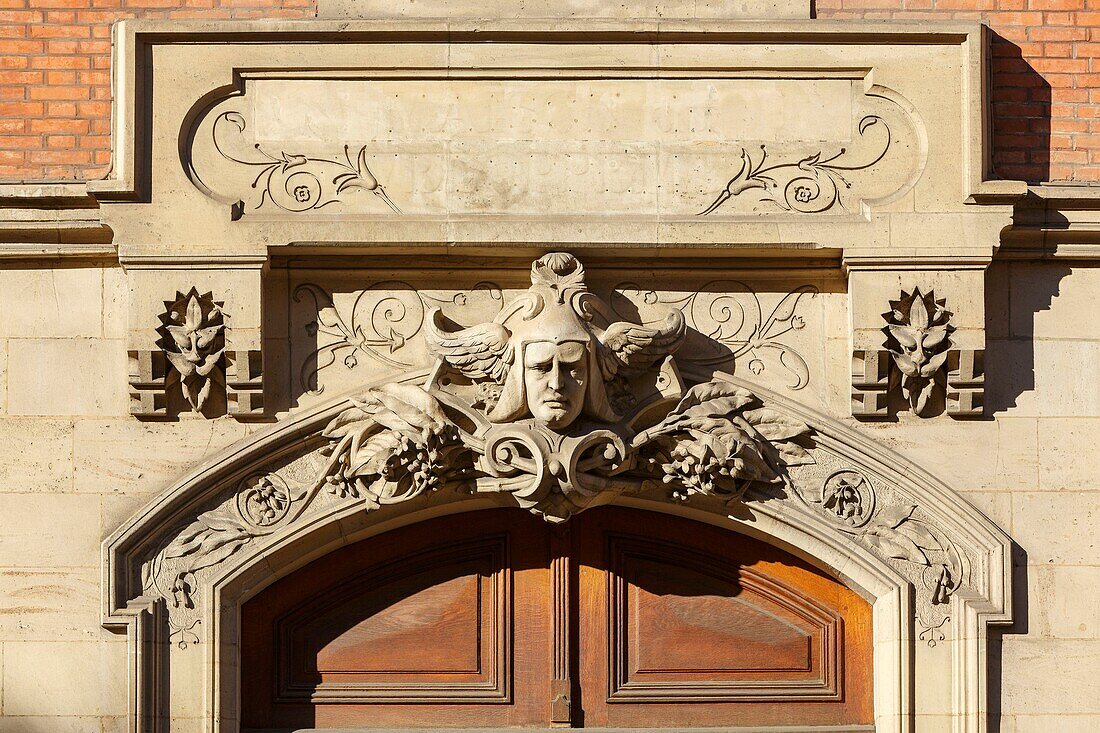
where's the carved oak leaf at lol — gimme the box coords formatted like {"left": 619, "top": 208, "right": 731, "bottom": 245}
{"left": 349, "top": 431, "right": 402, "bottom": 477}
{"left": 597, "top": 310, "right": 687, "bottom": 379}
{"left": 163, "top": 511, "right": 254, "bottom": 575}
{"left": 741, "top": 407, "right": 814, "bottom": 467}
{"left": 863, "top": 526, "right": 929, "bottom": 565}
{"left": 353, "top": 382, "right": 447, "bottom": 437}
{"left": 878, "top": 503, "right": 917, "bottom": 528}
{"left": 322, "top": 405, "right": 372, "bottom": 440}
{"left": 644, "top": 382, "right": 757, "bottom": 437}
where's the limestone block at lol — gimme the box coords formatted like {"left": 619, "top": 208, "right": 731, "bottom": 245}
{"left": 0, "top": 338, "right": 7, "bottom": 415}
{"left": 6, "top": 339, "right": 128, "bottom": 417}
{"left": 986, "top": 340, "right": 1100, "bottom": 418}
{"left": 318, "top": 0, "right": 809, "bottom": 20}
{"left": 958, "top": 491, "right": 1012, "bottom": 531}
{"left": 856, "top": 417, "right": 1039, "bottom": 492}
{"left": 73, "top": 418, "right": 249, "bottom": 495}
{"left": 0, "top": 494, "right": 102, "bottom": 568}
{"left": 985, "top": 262, "right": 1011, "bottom": 341}
{"left": 0, "top": 716, "right": 126, "bottom": 733}
{"left": 0, "top": 567, "right": 100, "bottom": 641}
{"left": 1011, "top": 491, "right": 1100, "bottom": 566}
{"left": 101, "top": 265, "right": 129, "bottom": 340}
{"left": 2, "top": 640, "right": 126, "bottom": 716}
{"left": 1009, "top": 261, "right": 1093, "bottom": 340}
{"left": 125, "top": 267, "right": 263, "bottom": 343}
{"left": 0, "top": 268, "right": 104, "bottom": 339}
{"left": 0, "top": 418, "right": 72, "bottom": 494}
{"left": 1013, "top": 715, "right": 1100, "bottom": 732}
{"left": 1037, "top": 418, "right": 1100, "bottom": 489}
{"left": 999, "top": 639, "right": 1100, "bottom": 715}
{"left": 1029, "top": 566, "right": 1100, "bottom": 639}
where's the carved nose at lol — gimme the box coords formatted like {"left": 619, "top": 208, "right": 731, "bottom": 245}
{"left": 548, "top": 365, "right": 565, "bottom": 391}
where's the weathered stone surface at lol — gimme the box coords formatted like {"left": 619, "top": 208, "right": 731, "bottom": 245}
{"left": 73, "top": 418, "right": 249, "bottom": 495}
{"left": 318, "top": 0, "right": 811, "bottom": 20}
{"left": 0, "top": 418, "right": 72, "bottom": 494}
{"left": 2, "top": 640, "right": 126, "bottom": 716}
{"left": 0, "top": 568, "right": 100, "bottom": 641}
{"left": 7, "top": 339, "right": 127, "bottom": 417}
{"left": 0, "top": 494, "right": 102, "bottom": 568}
{"left": 1029, "top": 566, "right": 1100, "bottom": 639}
{"left": 999, "top": 640, "right": 1100, "bottom": 715}
{"left": 0, "top": 15, "right": 1092, "bottom": 733}
{"left": 1011, "top": 491, "right": 1100, "bottom": 566}
{"left": 0, "top": 269, "right": 104, "bottom": 339}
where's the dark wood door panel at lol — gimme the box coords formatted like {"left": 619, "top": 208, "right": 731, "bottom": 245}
{"left": 575, "top": 507, "right": 873, "bottom": 729}
{"left": 608, "top": 536, "right": 840, "bottom": 699}
{"left": 240, "top": 506, "right": 873, "bottom": 730}
{"left": 241, "top": 509, "right": 551, "bottom": 730}
{"left": 276, "top": 537, "right": 508, "bottom": 701}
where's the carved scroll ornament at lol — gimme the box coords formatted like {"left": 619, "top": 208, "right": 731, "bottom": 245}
{"left": 140, "top": 254, "right": 978, "bottom": 652}
{"left": 698, "top": 115, "right": 892, "bottom": 216}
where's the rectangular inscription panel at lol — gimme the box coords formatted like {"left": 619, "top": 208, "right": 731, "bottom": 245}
{"left": 252, "top": 78, "right": 855, "bottom": 144}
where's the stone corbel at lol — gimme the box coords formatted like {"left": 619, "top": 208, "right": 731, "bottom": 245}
{"left": 848, "top": 267, "right": 986, "bottom": 420}
{"left": 123, "top": 255, "right": 267, "bottom": 421}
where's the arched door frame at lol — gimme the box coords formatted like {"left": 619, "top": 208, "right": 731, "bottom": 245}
{"left": 103, "top": 373, "right": 1012, "bottom": 733}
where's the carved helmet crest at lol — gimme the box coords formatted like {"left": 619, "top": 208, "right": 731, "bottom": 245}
{"left": 425, "top": 252, "right": 687, "bottom": 425}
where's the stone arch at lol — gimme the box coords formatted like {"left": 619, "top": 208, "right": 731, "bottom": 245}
{"left": 103, "top": 370, "right": 1012, "bottom": 733}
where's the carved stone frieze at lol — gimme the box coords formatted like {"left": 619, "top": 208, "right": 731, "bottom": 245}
{"left": 610, "top": 281, "right": 817, "bottom": 390}
{"left": 209, "top": 112, "right": 401, "bottom": 216}
{"left": 792, "top": 462, "right": 966, "bottom": 646}
{"left": 140, "top": 254, "right": 981, "bottom": 656}
{"left": 293, "top": 280, "right": 504, "bottom": 394}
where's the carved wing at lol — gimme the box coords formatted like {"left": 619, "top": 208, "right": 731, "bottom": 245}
{"left": 597, "top": 309, "right": 687, "bottom": 379}
{"left": 424, "top": 308, "right": 514, "bottom": 383}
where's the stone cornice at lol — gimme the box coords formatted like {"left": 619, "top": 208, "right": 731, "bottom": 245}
{"left": 998, "top": 183, "right": 1100, "bottom": 260}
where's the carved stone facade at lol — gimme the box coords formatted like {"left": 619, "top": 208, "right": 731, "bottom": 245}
{"left": 0, "top": 6, "right": 1097, "bottom": 733}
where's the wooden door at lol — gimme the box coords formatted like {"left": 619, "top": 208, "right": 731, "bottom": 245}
{"left": 240, "top": 507, "right": 873, "bottom": 730}
{"left": 241, "top": 510, "right": 553, "bottom": 729}
{"left": 573, "top": 507, "right": 874, "bottom": 728}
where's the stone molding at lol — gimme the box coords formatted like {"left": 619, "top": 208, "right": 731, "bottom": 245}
{"left": 102, "top": 370, "right": 1013, "bottom": 733}
{"left": 103, "top": 255, "right": 1012, "bottom": 733}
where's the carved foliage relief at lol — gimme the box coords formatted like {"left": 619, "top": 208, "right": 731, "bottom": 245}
{"left": 129, "top": 288, "right": 265, "bottom": 420}
{"left": 186, "top": 79, "right": 920, "bottom": 218}
{"left": 851, "top": 287, "right": 984, "bottom": 420}
{"left": 293, "top": 275, "right": 819, "bottom": 399}
{"left": 142, "top": 254, "right": 977, "bottom": 652}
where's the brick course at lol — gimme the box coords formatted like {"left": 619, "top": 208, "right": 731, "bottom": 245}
{"left": 816, "top": 0, "right": 1100, "bottom": 183}
{"left": 0, "top": 1, "right": 1094, "bottom": 183}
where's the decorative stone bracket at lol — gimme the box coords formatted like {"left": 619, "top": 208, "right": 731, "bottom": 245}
{"left": 850, "top": 282, "right": 986, "bottom": 420}
{"left": 122, "top": 258, "right": 267, "bottom": 421}
{"left": 128, "top": 289, "right": 265, "bottom": 420}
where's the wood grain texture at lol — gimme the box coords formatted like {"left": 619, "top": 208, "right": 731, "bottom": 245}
{"left": 240, "top": 506, "right": 872, "bottom": 729}
{"left": 575, "top": 507, "right": 874, "bottom": 729}
{"left": 241, "top": 509, "right": 551, "bottom": 730}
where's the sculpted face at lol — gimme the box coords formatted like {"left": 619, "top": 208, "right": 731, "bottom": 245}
{"left": 522, "top": 340, "right": 588, "bottom": 429}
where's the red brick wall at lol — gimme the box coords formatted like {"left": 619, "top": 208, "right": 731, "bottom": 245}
{"left": 0, "top": 0, "right": 313, "bottom": 182}
{"left": 817, "top": 0, "right": 1099, "bottom": 183}
{"left": 0, "top": 2, "right": 1094, "bottom": 183}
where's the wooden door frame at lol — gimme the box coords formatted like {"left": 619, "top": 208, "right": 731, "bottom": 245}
{"left": 103, "top": 373, "right": 1012, "bottom": 733}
